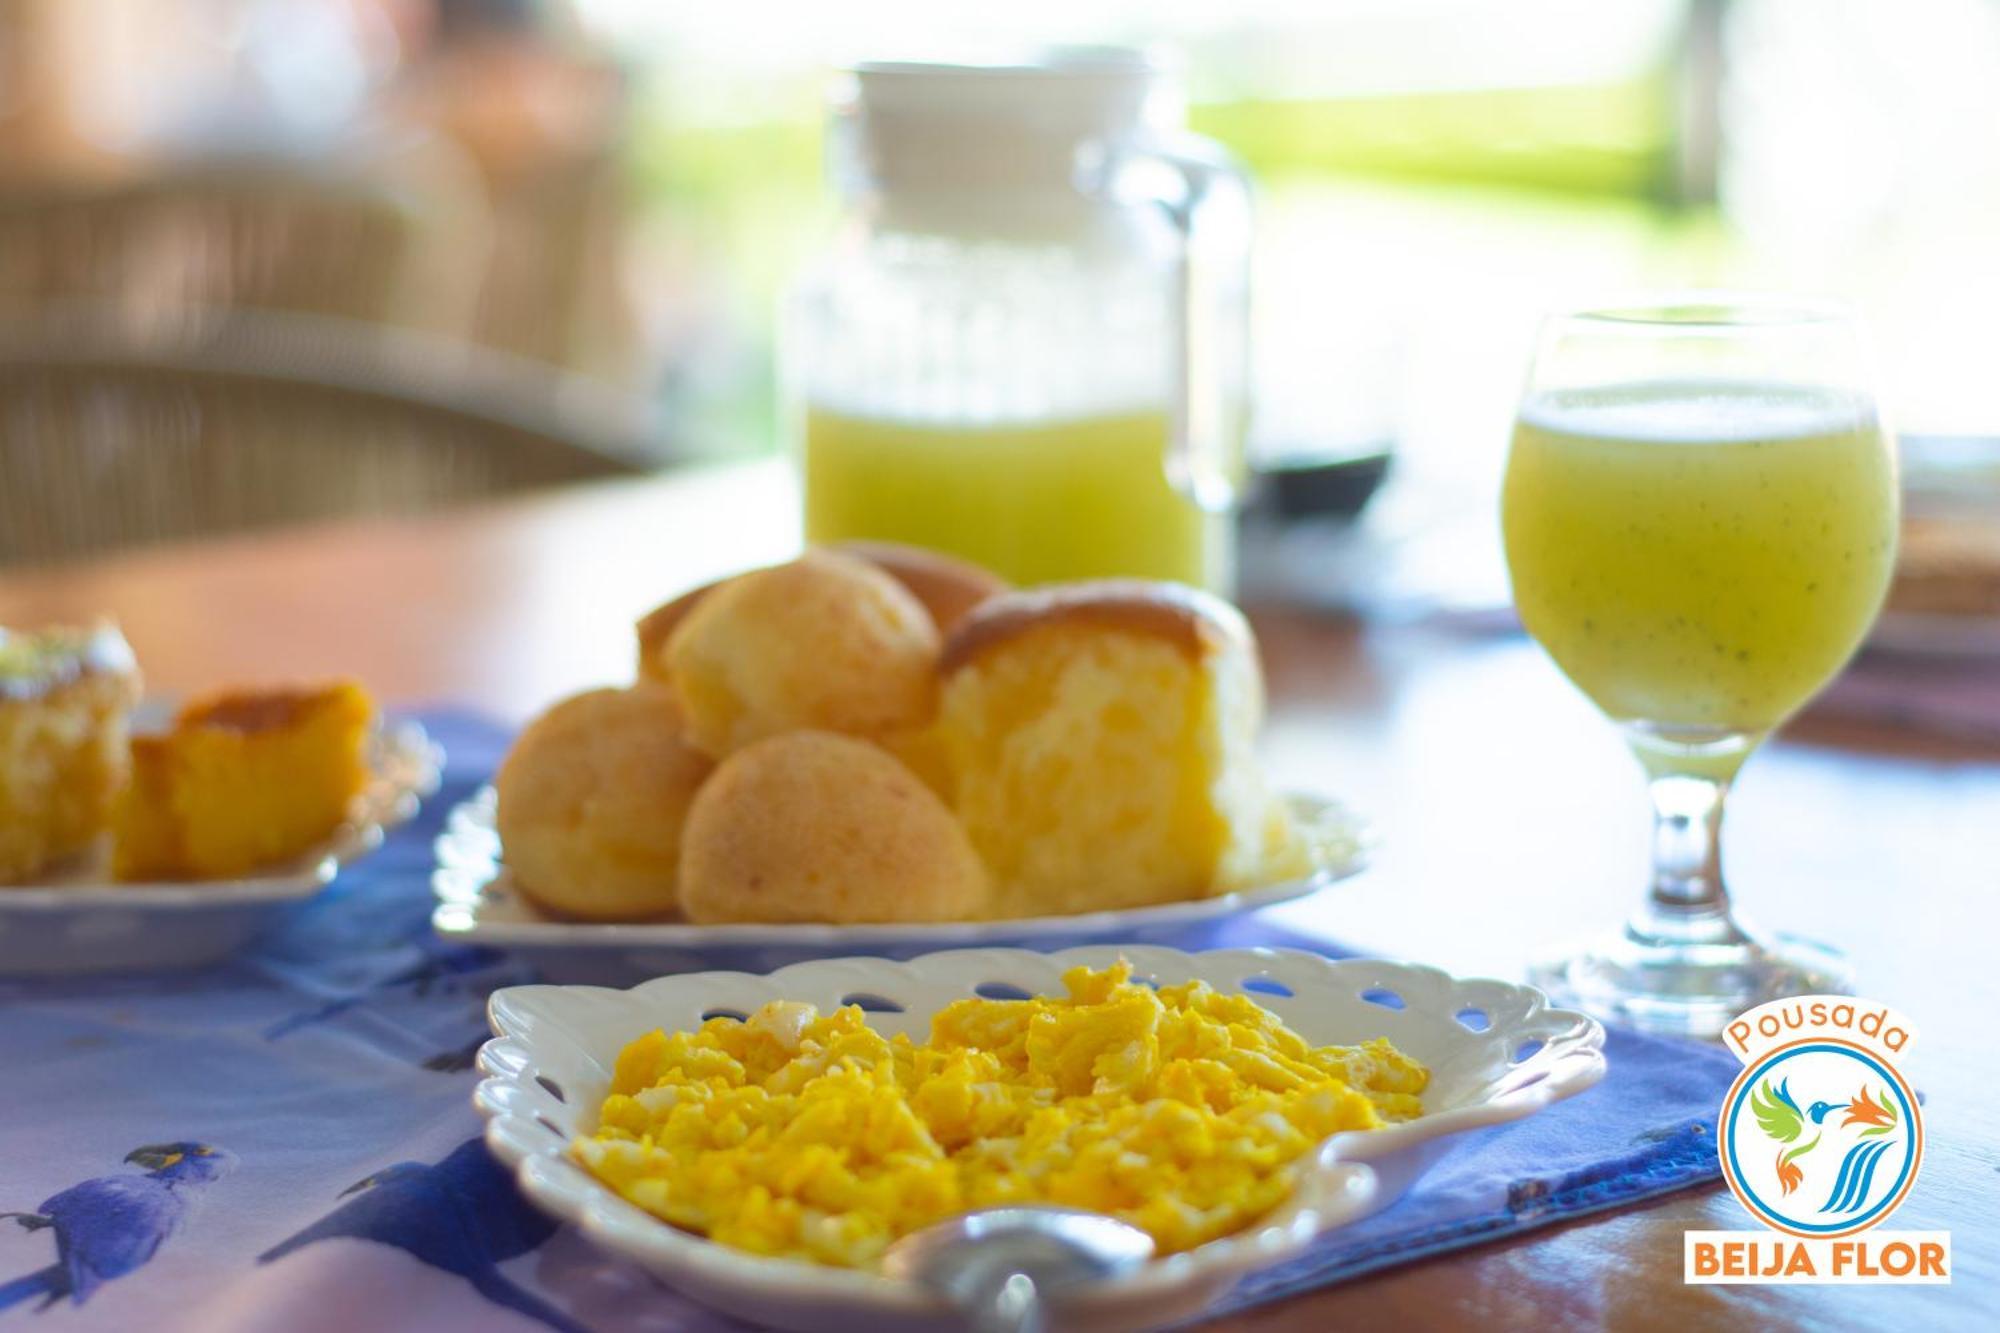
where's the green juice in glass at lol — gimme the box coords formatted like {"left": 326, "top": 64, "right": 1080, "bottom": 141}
{"left": 1503, "top": 379, "right": 1898, "bottom": 769}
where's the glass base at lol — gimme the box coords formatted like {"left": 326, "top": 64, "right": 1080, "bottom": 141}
{"left": 1529, "top": 912, "right": 1855, "bottom": 1040}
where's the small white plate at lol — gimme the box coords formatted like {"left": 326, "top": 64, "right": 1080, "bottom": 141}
{"left": 1868, "top": 609, "right": 2000, "bottom": 661}
{"left": 433, "top": 789, "right": 1370, "bottom": 982}
{"left": 475, "top": 945, "right": 1606, "bottom": 1332}
{"left": 0, "top": 721, "right": 442, "bottom": 974}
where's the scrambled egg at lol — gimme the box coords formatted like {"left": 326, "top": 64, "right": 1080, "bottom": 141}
{"left": 577, "top": 962, "right": 1426, "bottom": 1269}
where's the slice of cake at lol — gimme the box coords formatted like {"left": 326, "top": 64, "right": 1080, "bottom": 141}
{"left": 934, "top": 581, "right": 1306, "bottom": 916}
{"left": 0, "top": 623, "right": 142, "bottom": 883}
{"left": 112, "top": 680, "right": 374, "bottom": 880}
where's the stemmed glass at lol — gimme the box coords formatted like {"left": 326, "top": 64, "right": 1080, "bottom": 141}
{"left": 1501, "top": 297, "right": 1899, "bottom": 1036}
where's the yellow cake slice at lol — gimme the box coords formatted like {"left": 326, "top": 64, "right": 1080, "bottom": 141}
{"left": 0, "top": 623, "right": 142, "bottom": 883}
{"left": 934, "top": 581, "right": 1307, "bottom": 916}
{"left": 112, "top": 680, "right": 374, "bottom": 880}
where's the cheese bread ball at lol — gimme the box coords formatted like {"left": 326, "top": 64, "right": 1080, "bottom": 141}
{"left": 937, "top": 581, "right": 1306, "bottom": 916}
{"left": 495, "top": 685, "right": 711, "bottom": 920}
{"left": 678, "top": 730, "right": 988, "bottom": 924}
{"left": 635, "top": 544, "right": 1004, "bottom": 685}
{"left": 664, "top": 551, "right": 940, "bottom": 758}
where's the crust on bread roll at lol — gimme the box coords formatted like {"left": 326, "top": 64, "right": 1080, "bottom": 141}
{"left": 678, "top": 730, "right": 989, "bottom": 924}
{"left": 940, "top": 580, "right": 1253, "bottom": 676}
{"left": 664, "top": 550, "right": 941, "bottom": 758}
{"left": 635, "top": 583, "right": 717, "bottom": 684}
{"left": 830, "top": 541, "right": 1009, "bottom": 634}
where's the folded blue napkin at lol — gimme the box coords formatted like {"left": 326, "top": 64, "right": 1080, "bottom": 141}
{"left": 0, "top": 711, "right": 1736, "bottom": 1332}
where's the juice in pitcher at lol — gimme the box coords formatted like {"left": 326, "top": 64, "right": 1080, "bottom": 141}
{"left": 803, "top": 407, "right": 1225, "bottom": 588}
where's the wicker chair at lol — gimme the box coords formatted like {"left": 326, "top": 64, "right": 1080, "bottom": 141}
{"left": 0, "top": 141, "right": 490, "bottom": 337}
{"left": 0, "top": 308, "right": 661, "bottom": 567}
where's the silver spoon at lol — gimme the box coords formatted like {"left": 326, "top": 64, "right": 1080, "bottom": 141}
{"left": 883, "top": 1207, "right": 1156, "bottom": 1333}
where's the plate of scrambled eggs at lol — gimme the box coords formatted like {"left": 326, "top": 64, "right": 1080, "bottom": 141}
{"left": 474, "top": 946, "right": 1604, "bottom": 1331}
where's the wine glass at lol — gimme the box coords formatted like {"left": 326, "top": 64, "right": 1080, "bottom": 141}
{"left": 1501, "top": 296, "right": 1898, "bottom": 1036}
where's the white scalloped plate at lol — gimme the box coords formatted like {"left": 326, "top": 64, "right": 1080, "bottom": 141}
{"left": 433, "top": 788, "right": 1370, "bottom": 982}
{"left": 475, "top": 945, "right": 1605, "bottom": 1332}
{"left": 0, "top": 722, "right": 442, "bottom": 974}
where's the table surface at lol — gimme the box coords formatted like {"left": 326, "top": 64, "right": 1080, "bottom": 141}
{"left": 3, "top": 460, "right": 1993, "bottom": 1331}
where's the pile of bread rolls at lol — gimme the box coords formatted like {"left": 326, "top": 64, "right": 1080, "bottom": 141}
{"left": 494, "top": 542, "right": 1311, "bottom": 924}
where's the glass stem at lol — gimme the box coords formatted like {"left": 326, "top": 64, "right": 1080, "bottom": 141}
{"left": 1647, "top": 773, "right": 1730, "bottom": 919}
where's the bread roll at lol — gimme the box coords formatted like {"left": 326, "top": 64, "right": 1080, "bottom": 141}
{"left": 495, "top": 685, "right": 710, "bottom": 920}
{"left": 636, "top": 544, "right": 1005, "bottom": 683}
{"left": 635, "top": 584, "right": 713, "bottom": 686}
{"left": 664, "top": 550, "right": 940, "bottom": 758}
{"left": 678, "top": 730, "right": 988, "bottom": 923}
{"left": 936, "top": 581, "right": 1303, "bottom": 916}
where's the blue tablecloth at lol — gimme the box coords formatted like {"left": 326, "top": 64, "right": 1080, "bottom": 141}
{"left": 0, "top": 711, "right": 1738, "bottom": 1331}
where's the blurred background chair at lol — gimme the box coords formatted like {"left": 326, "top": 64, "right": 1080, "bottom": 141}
{"left": 0, "top": 160, "right": 457, "bottom": 333}
{"left": 0, "top": 0, "right": 660, "bottom": 569}
{"left": 0, "top": 309, "right": 652, "bottom": 566}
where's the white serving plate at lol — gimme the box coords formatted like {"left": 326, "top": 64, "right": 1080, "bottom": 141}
{"left": 433, "top": 788, "right": 1370, "bottom": 982}
{"left": 475, "top": 944, "right": 1606, "bottom": 1332}
{"left": 0, "top": 721, "right": 441, "bottom": 975}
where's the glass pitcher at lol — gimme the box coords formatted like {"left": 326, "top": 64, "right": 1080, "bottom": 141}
{"left": 787, "top": 49, "right": 1251, "bottom": 590}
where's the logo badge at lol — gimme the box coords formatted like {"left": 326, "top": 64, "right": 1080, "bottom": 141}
{"left": 1685, "top": 996, "right": 1950, "bottom": 1285}
{"left": 1720, "top": 1036, "right": 1920, "bottom": 1237}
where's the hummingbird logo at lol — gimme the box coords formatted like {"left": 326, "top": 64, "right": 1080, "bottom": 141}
{"left": 1747, "top": 1077, "right": 1901, "bottom": 1211}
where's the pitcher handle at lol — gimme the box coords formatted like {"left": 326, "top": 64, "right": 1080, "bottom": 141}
{"left": 1108, "top": 135, "right": 1253, "bottom": 514}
